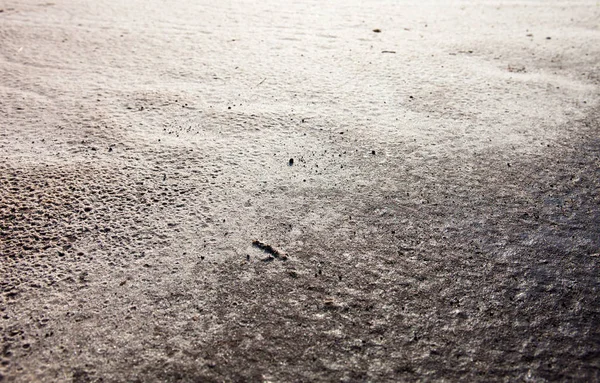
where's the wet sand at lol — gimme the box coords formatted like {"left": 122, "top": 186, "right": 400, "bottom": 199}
{"left": 1, "top": 1, "right": 599, "bottom": 381}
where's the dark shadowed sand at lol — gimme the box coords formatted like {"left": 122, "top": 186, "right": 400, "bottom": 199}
{"left": 1, "top": 1, "right": 599, "bottom": 381}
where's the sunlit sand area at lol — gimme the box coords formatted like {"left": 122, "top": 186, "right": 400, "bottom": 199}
{"left": 1, "top": 1, "right": 599, "bottom": 381}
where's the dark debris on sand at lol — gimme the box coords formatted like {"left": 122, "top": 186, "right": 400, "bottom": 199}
{"left": 252, "top": 240, "right": 288, "bottom": 260}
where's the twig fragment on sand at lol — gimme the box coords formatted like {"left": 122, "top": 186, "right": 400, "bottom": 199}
{"left": 252, "top": 240, "right": 288, "bottom": 260}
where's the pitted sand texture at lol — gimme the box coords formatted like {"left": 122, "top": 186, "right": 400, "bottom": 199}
{"left": 1, "top": 1, "right": 599, "bottom": 381}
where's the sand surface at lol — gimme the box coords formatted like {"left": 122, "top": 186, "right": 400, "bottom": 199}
{"left": 1, "top": 0, "right": 599, "bottom": 381}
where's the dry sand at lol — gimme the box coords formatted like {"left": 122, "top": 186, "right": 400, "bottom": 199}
{"left": 1, "top": 0, "right": 599, "bottom": 381}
